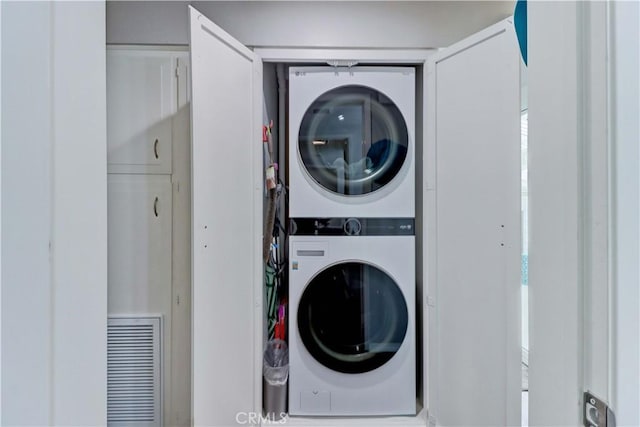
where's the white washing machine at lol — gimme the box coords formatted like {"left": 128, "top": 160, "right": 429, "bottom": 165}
{"left": 289, "top": 67, "right": 415, "bottom": 218}
{"left": 288, "top": 219, "right": 416, "bottom": 416}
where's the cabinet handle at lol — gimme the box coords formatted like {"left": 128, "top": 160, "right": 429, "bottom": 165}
{"left": 154, "top": 138, "right": 159, "bottom": 159}
{"left": 153, "top": 197, "right": 159, "bottom": 217}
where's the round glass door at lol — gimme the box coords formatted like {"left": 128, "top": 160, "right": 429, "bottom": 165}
{"left": 297, "top": 262, "right": 408, "bottom": 374}
{"left": 298, "top": 85, "right": 409, "bottom": 196}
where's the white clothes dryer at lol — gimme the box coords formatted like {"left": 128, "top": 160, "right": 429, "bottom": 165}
{"left": 288, "top": 67, "right": 415, "bottom": 218}
{"left": 288, "top": 219, "right": 416, "bottom": 416}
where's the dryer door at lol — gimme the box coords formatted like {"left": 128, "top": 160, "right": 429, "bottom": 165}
{"left": 298, "top": 86, "right": 409, "bottom": 196}
{"left": 297, "top": 261, "right": 408, "bottom": 374}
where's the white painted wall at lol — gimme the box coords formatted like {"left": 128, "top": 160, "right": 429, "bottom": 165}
{"left": 611, "top": 1, "right": 640, "bottom": 425}
{"left": 528, "top": 1, "right": 582, "bottom": 426}
{"left": 1, "top": 3, "right": 54, "bottom": 423}
{"left": 107, "top": 1, "right": 514, "bottom": 48}
{"left": 1, "top": 2, "right": 107, "bottom": 425}
{"left": 50, "top": 4, "right": 107, "bottom": 423}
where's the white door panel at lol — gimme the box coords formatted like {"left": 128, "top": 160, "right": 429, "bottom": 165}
{"left": 189, "top": 6, "right": 263, "bottom": 426}
{"left": 427, "top": 18, "right": 521, "bottom": 426}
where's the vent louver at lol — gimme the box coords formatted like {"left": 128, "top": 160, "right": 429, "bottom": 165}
{"left": 108, "top": 316, "right": 162, "bottom": 427}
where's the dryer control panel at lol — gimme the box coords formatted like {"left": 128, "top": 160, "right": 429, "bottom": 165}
{"left": 290, "top": 217, "right": 414, "bottom": 236}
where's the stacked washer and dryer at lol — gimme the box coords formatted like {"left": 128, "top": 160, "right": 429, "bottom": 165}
{"left": 287, "top": 67, "right": 417, "bottom": 416}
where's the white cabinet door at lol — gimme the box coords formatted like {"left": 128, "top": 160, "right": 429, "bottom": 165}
{"left": 107, "top": 50, "right": 176, "bottom": 174}
{"left": 189, "top": 6, "right": 263, "bottom": 427}
{"left": 107, "top": 174, "right": 172, "bottom": 314}
{"left": 425, "top": 18, "right": 521, "bottom": 426}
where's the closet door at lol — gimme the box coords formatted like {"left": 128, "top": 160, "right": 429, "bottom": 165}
{"left": 425, "top": 18, "right": 521, "bottom": 426}
{"left": 189, "top": 6, "right": 263, "bottom": 427}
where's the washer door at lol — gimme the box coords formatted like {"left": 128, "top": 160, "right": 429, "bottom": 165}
{"left": 298, "top": 85, "right": 409, "bottom": 196}
{"left": 297, "top": 261, "right": 408, "bottom": 374}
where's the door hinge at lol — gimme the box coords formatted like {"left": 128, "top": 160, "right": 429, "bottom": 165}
{"left": 326, "top": 60, "right": 359, "bottom": 68}
{"left": 171, "top": 175, "right": 180, "bottom": 192}
{"left": 584, "top": 391, "right": 616, "bottom": 427}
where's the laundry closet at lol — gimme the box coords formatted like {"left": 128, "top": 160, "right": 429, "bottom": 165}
{"left": 106, "top": 3, "right": 522, "bottom": 426}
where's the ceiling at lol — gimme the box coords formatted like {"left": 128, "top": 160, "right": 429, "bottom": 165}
{"left": 107, "top": 1, "right": 516, "bottom": 48}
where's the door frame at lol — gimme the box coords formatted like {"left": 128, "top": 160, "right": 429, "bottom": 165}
{"left": 609, "top": 1, "right": 640, "bottom": 424}
{"left": 527, "top": 1, "right": 622, "bottom": 425}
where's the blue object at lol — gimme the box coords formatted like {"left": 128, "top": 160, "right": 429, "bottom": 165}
{"left": 514, "top": 0, "right": 527, "bottom": 66}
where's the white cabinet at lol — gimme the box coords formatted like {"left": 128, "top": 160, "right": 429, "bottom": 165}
{"left": 107, "top": 50, "right": 178, "bottom": 174}
{"left": 188, "top": 6, "right": 521, "bottom": 427}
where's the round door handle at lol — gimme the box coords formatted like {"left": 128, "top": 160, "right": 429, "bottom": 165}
{"left": 153, "top": 197, "right": 159, "bottom": 217}
{"left": 154, "top": 138, "right": 159, "bottom": 159}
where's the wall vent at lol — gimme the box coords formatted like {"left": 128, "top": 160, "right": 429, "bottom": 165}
{"left": 107, "top": 316, "right": 162, "bottom": 427}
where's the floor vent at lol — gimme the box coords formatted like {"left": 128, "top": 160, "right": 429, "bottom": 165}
{"left": 108, "top": 316, "right": 162, "bottom": 427}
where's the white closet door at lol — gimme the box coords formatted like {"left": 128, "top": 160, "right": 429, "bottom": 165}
{"left": 426, "top": 18, "right": 521, "bottom": 426}
{"left": 189, "top": 6, "right": 263, "bottom": 427}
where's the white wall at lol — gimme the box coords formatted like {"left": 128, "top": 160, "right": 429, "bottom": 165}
{"left": 50, "top": 2, "right": 107, "bottom": 424}
{"left": 107, "top": 1, "right": 514, "bottom": 48}
{"left": 1, "top": 2, "right": 107, "bottom": 425}
{"left": 1, "top": 3, "right": 54, "bottom": 423}
{"left": 611, "top": 1, "right": 640, "bottom": 425}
